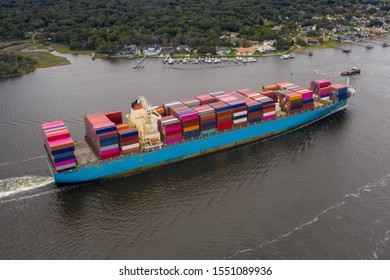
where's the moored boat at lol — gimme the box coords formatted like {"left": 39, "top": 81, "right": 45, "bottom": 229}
{"left": 280, "top": 53, "right": 295, "bottom": 59}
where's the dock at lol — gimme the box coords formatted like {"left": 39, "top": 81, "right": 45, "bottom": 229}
{"left": 133, "top": 56, "right": 146, "bottom": 69}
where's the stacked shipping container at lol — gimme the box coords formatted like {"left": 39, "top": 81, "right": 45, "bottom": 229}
{"left": 105, "top": 111, "right": 122, "bottom": 125}
{"left": 298, "top": 89, "right": 314, "bottom": 111}
{"left": 180, "top": 97, "right": 200, "bottom": 107}
{"left": 84, "top": 113, "right": 120, "bottom": 160}
{"left": 311, "top": 79, "right": 332, "bottom": 100}
{"left": 209, "top": 101, "right": 232, "bottom": 131}
{"left": 195, "top": 94, "right": 216, "bottom": 105}
{"left": 158, "top": 115, "right": 183, "bottom": 144}
{"left": 257, "top": 96, "right": 276, "bottom": 120}
{"left": 41, "top": 121, "right": 76, "bottom": 171}
{"left": 192, "top": 105, "right": 217, "bottom": 135}
{"left": 171, "top": 104, "right": 200, "bottom": 139}
{"left": 162, "top": 100, "right": 182, "bottom": 115}
{"left": 156, "top": 80, "right": 345, "bottom": 145}
{"left": 284, "top": 92, "right": 303, "bottom": 114}
{"left": 245, "top": 99, "right": 263, "bottom": 124}
{"left": 330, "top": 84, "right": 348, "bottom": 101}
{"left": 117, "top": 124, "right": 140, "bottom": 154}
{"left": 218, "top": 96, "right": 248, "bottom": 128}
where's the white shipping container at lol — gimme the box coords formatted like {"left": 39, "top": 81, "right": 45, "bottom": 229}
{"left": 56, "top": 163, "right": 76, "bottom": 171}
{"left": 122, "top": 143, "right": 140, "bottom": 150}
{"left": 233, "top": 110, "right": 248, "bottom": 117}
{"left": 263, "top": 111, "right": 276, "bottom": 117}
{"left": 100, "top": 144, "right": 119, "bottom": 152}
{"left": 233, "top": 118, "right": 248, "bottom": 124}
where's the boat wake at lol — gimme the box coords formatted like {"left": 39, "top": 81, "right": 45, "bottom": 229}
{"left": 225, "top": 173, "right": 390, "bottom": 259}
{"left": 0, "top": 175, "right": 54, "bottom": 200}
{"left": 313, "top": 69, "right": 338, "bottom": 78}
{"left": 0, "top": 155, "right": 45, "bottom": 166}
{"left": 371, "top": 229, "right": 390, "bottom": 259}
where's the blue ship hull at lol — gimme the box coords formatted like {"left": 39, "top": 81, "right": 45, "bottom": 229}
{"left": 51, "top": 100, "right": 347, "bottom": 184}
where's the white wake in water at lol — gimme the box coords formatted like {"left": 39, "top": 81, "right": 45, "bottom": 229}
{"left": 371, "top": 230, "right": 390, "bottom": 260}
{"left": 226, "top": 173, "right": 390, "bottom": 259}
{"left": 313, "top": 69, "right": 338, "bottom": 78}
{"left": 0, "top": 155, "right": 45, "bottom": 166}
{"left": 0, "top": 175, "right": 54, "bottom": 199}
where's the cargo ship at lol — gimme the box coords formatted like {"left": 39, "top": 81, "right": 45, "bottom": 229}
{"left": 41, "top": 79, "right": 355, "bottom": 184}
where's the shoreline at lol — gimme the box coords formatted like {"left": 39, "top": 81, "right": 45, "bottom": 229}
{"left": 1, "top": 32, "right": 388, "bottom": 78}
{"left": 0, "top": 43, "right": 71, "bottom": 78}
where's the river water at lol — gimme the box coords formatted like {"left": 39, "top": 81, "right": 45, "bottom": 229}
{"left": 0, "top": 43, "right": 389, "bottom": 259}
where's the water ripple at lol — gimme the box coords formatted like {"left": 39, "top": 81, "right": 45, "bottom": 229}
{"left": 371, "top": 230, "right": 390, "bottom": 260}
{"left": 0, "top": 155, "right": 45, "bottom": 167}
{"left": 225, "top": 173, "right": 390, "bottom": 259}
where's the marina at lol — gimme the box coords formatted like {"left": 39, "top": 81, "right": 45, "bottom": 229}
{"left": 161, "top": 56, "right": 258, "bottom": 65}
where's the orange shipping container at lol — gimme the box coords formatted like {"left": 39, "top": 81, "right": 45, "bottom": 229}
{"left": 183, "top": 125, "right": 200, "bottom": 132}
{"left": 116, "top": 124, "right": 130, "bottom": 131}
{"left": 263, "top": 84, "right": 279, "bottom": 91}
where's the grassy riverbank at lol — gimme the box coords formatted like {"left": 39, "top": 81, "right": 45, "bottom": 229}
{"left": 49, "top": 43, "right": 94, "bottom": 55}
{"left": 0, "top": 41, "right": 71, "bottom": 77}
{"left": 19, "top": 52, "right": 70, "bottom": 68}
{"left": 314, "top": 39, "right": 346, "bottom": 48}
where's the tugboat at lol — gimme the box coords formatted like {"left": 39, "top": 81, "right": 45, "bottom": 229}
{"left": 340, "top": 67, "right": 361, "bottom": 76}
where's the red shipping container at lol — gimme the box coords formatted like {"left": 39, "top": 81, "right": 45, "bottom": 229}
{"left": 122, "top": 147, "right": 141, "bottom": 154}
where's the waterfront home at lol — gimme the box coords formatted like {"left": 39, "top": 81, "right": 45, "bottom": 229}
{"left": 339, "top": 34, "right": 353, "bottom": 42}
{"left": 216, "top": 47, "right": 231, "bottom": 55}
{"left": 219, "top": 31, "right": 240, "bottom": 45}
{"left": 176, "top": 45, "right": 191, "bottom": 53}
{"left": 143, "top": 45, "right": 162, "bottom": 55}
{"left": 236, "top": 47, "right": 255, "bottom": 56}
{"left": 161, "top": 47, "right": 174, "bottom": 56}
{"left": 256, "top": 40, "right": 276, "bottom": 54}
{"left": 119, "top": 44, "right": 140, "bottom": 56}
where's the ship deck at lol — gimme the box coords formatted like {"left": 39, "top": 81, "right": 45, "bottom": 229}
{"left": 74, "top": 140, "right": 99, "bottom": 166}
{"left": 71, "top": 99, "right": 332, "bottom": 168}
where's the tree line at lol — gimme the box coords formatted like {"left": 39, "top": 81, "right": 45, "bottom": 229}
{"left": 0, "top": 0, "right": 388, "bottom": 55}
{"left": 0, "top": 53, "right": 37, "bottom": 77}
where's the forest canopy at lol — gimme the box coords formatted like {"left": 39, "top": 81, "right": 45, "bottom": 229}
{"left": 0, "top": 53, "right": 37, "bottom": 76}
{"left": 0, "top": 0, "right": 388, "bottom": 54}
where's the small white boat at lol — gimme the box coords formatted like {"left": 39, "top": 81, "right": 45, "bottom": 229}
{"left": 247, "top": 57, "right": 257, "bottom": 62}
{"left": 168, "top": 58, "right": 175, "bottom": 64}
{"left": 280, "top": 53, "right": 295, "bottom": 59}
